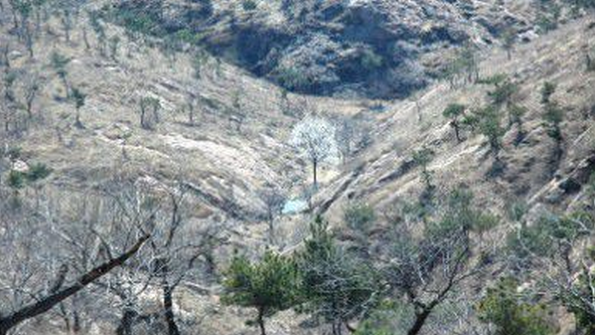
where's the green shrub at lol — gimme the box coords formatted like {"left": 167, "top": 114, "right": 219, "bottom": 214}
{"left": 477, "top": 74, "right": 508, "bottom": 86}
{"left": 564, "top": 262, "right": 595, "bottom": 334}
{"left": 475, "top": 105, "right": 505, "bottom": 158}
{"left": 7, "top": 170, "right": 26, "bottom": 190}
{"left": 488, "top": 79, "right": 517, "bottom": 107}
{"left": 541, "top": 82, "right": 557, "bottom": 104}
{"left": 412, "top": 146, "right": 435, "bottom": 205}
{"left": 508, "top": 212, "right": 593, "bottom": 259}
{"left": 508, "top": 104, "right": 527, "bottom": 127}
{"left": 477, "top": 277, "right": 557, "bottom": 335}
{"left": 297, "top": 217, "right": 381, "bottom": 331}
{"left": 344, "top": 203, "right": 376, "bottom": 233}
{"left": 543, "top": 101, "right": 563, "bottom": 141}
{"left": 428, "top": 188, "right": 500, "bottom": 238}
{"left": 276, "top": 67, "right": 309, "bottom": 91}
{"left": 506, "top": 200, "right": 528, "bottom": 222}
{"left": 26, "top": 163, "right": 52, "bottom": 182}
{"left": 355, "top": 301, "right": 415, "bottom": 335}
{"left": 6, "top": 163, "right": 52, "bottom": 190}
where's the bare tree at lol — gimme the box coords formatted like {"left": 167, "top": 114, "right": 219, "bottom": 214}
{"left": 0, "top": 179, "right": 154, "bottom": 335}
{"left": 229, "top": 90, "right": 246, "bottom": 133}
{"left": 1, "top": 43, "right": 10, "bottom": 69}
{"left": 71, "top": 87, "right": 86, "bottom": 128}
{"left": 60, "top": 9, "right": 73, "bottom": 42}
{"left": 21, "top": 73, "right": 41, "bottom": 120}
{"left": 185, "top": 95, "right": 198, "bottom": 127}
{"left": 375, "top": 189, "right": 500, "bottom": 335}
{"left": 258, "top": 184, "right": 286, "bottom": 244}
{"left": 0, "top": 229, "right": 149, "bottom": 335}
{"left": 88, "top": 10, "right": 106, "bottom": 56}
{"left": 290, "top": 115, "right": 340, "bottom": 187}
{"left": 102, "top": 176, "right": 227, "bottom": 335}
{"left": 50, "top": 51, "right": 70, "bottom": 97}
{"left": 2, "top": 71, "right": 20, "bottom": 134}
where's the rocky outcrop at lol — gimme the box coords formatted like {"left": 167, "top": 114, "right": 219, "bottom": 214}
{"left": 108, "top": 0, "right": 541, "bottom": 98}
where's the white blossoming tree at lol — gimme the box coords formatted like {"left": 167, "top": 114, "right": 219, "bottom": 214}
{"left": 290, "top": 115, "right": 340, "bottom": 187}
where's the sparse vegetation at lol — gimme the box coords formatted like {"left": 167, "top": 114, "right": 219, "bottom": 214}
{"left": 138, "top": 96, "right": 162, "bottom": 130}
{"left": 50, "top": 51, "right": 70, "bottom": 96}
{"left": 541, "top": 81, "right": 557, "bottom": 104}
{"left": 477, "top": 278, "right": 557, "bottom": 335}
{"left": 1, "top": 1, "right": 595, "bottom": 335}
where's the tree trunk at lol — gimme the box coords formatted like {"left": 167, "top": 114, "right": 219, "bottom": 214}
{"left": 26, "top": 101, "right": 33, "bottom": 119}
{"left": 453, "top": 122, "right": 461, "bottom": 142}
{"left": 163, "top": 284, "right": 180, "bottom": 335}
{"left": 116, "top": 306, "right": 138, "bottom": 335}
{"left": 74, "top": 109, "right": 83, "bottom": 129}
{"left": 157, "top": 259, "right": 180, "bottom": 335}
{"left": 312, "top": 160, "right": 318, "bottom": 188}
{"left": 257, "top": 308, "right": 266, "bottom": 335}
{"left": 0, "top": 235, "right": 150, "bottom": 335}
{"left": 407, "top": 309, "right": 432, "bottom": 335}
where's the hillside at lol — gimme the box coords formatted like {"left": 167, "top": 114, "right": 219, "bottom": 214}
{"left": 1, "top": 1, "right": 595, "bottom": 335}
{"left": 105, "top": 0, "right": 554, "bottom": 98}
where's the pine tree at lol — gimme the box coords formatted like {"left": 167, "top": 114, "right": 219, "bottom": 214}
{"left": 443, "top": 103, "right": 466, "bottom": 142}
{"left": 297, "top": 217, "right": 380, "bottom": 335}
{"left": 222, "top": 251, "right": 300, "bottom": 335}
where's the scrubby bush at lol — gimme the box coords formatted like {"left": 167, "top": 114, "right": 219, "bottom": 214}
{"left": 344, "top": 203, "right": 376, "bottom": 233}
{"left": 6, "top": 163, "right": 51, "bottom": 191}
{"left": 7, "top": 170, "right": 26, "bottom": 190}
{"left": 477, "top": 277, "right": 557, "bottom": 335}
{"left": 543, "top": 101, "right": 564, "bottom": 141}
{"left": 541, "top": 81, "right": 557, "bottom": 104}
{"left": 276, "top": 67, "right": 310, "bottom": 92}
{"left": 26, "top": 163, "right": 52, "bottom": 182}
